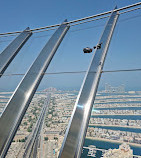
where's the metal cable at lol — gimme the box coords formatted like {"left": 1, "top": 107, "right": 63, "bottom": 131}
{"left": 119, "top": 6, "right": 141, "bottom": 14}
{"left": 0, "top": 2, "right": 141, "bottom": 36}
{"left": 27, "top": 6, "right": 141, "bottom": 34}
{"left": 1, "top": 68, "right": 141, "bottom": 77}
{"left": 0, "top": 71, "right": 86, "bottom": 77}
{"left": 0, "top": 11, "right": 141, "bottom": 45}
{"left": 102, "top": 68, "right": 141, "bottom": 73}
{"left": 65, "top": 2, "right": 141, "bottom": 24}
{"left": 1, "top": 11, "right": 141, "bottom": 43}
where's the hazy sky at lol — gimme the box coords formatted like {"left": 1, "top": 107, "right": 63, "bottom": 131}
{"left": 0, "top": 0, "right": 141, "bottom": 91}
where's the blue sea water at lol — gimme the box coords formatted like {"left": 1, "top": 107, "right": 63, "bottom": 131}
{"left": 95, "top": 107, "right": 141, "bottom": 110}
{"left": 1, "top": 92, "right": 141, "bottom": 157}
{"left": 89, "top": 125, "right": 141, "bottom": 133}
{"left": 91, "top": 115, "right": 141, "bottom": 120}
{"left": 81, "top": 139, "right": 141, "bottom": 158}
{"left": 95, "top": 101, "right": 141, "bottom": 104}
{"left": 81, "top": 93, "right": 141, "bottom": 157}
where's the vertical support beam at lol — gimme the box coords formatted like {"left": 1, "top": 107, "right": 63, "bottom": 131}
{"left": 0, "top": 27, "right": 32, "bottom": 77}
{"left": 59, "top": 8, "right": 119, "bottom": 158}
{"left": 0, "top": 20, "right": 70, "bottom": 158}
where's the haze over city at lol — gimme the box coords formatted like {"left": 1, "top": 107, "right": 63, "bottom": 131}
{"left": 0, "top": 0, "right": 141, "bottom": 158}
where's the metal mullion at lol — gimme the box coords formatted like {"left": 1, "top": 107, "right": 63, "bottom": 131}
{"left": 59, "top": 8, "right": 119, "bottom": 158}
{"left": 0, "top": 20, "right": 70, "bottom": 158}
{"left": 0, "top": 27, "right": 32, "bottom": 77}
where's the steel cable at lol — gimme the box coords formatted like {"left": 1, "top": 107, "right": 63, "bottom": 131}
{"left": 0, "top": 2, "right": 141, "bottom": 36}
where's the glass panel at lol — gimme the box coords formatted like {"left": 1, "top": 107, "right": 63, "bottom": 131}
{"left": 0, "top": 22, "right": 69, "bottom": 157}
{"left": 82, "top": 72, "right": 141, "bottom": 158}
{"left": 0, "top": 7, "right": 140, "bottom": 158}
{"left": 82, "top": 9, "right": 141, "bottom": 158}
{"left": 0, "top": 28, "right": 32, "bottom": 76}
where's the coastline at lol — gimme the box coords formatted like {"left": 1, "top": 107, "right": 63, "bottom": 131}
{"left": 92, "top": 114, "right": 141, "bottom": 116}
{"left": 86, "top": 137, "right": 141, "bottom": 148}
{"left": 89, "top": 124, "right": 141, "bottom": 129}
{"left": 94, "top": 106, "right": 141, "bottom": 109}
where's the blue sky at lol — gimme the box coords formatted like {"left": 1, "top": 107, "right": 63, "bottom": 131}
{"left": 0, "top": 0, "right": 140, "bottom": 32}
{"left": 0, "top": 0, "right": 141, "bottom": 91}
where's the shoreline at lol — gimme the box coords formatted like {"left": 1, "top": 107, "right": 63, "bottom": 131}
{"left": 94, "top": 106, "right": 141, "bottom": 109}
{"left": 92, "top": 114, "right": 141, "bottom": 116}
{"left": 89, "top": 124, "right": 141, "bottom": 129}
{"left": 86, "top": 137, "right": 141, "bottom": 148}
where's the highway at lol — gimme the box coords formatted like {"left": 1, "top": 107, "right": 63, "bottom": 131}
{"left": 22, "top": 93, "right": 51, "bottom": 158}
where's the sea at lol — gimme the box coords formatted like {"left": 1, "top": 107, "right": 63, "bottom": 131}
{"left": 0, "top": 91, "right": 141, "bottom": 157}
{"left": 81, "top": 138, "right": 141, "bottom": 158}
{"left": 81, "top": 92, "right": 141, "bottom": 158}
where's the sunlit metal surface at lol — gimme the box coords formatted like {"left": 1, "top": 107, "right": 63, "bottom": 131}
{"left": 0, "top": 27, "right": 32, "bottom": 77}
{"left": 59, "top": 8, "right": 119, "bottom": 158}
{"left": 0, "top": 20, "right": 70, "bottom": 158}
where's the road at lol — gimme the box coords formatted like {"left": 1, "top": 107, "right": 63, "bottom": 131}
{"left": 22, "top": 93, "right": 51, "bottom": 158}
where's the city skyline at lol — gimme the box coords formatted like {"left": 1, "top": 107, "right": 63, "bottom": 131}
{"left": 0, "top": 1, "right": 141, "bottom": 157}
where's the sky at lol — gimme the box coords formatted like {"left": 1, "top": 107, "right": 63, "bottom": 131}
{"left": 0, "top": 0, "right": 141, "bottom": 91}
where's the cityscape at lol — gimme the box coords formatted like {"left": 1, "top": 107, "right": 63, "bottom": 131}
{"left": 0, "top": 85, "right": 140, "bottom": 157}
{"left": 0, "top": 1, "right": 141, "bottom": 158}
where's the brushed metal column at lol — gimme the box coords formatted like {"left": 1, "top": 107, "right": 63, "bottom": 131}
{"left": 0, "top": 27, "right": 32, "bottom": 77}
{"left": 0, "top": 20, "right": 70, "bottom": 158}
{"left": 59, "top": 8, "right": 119, "bottom": 158}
